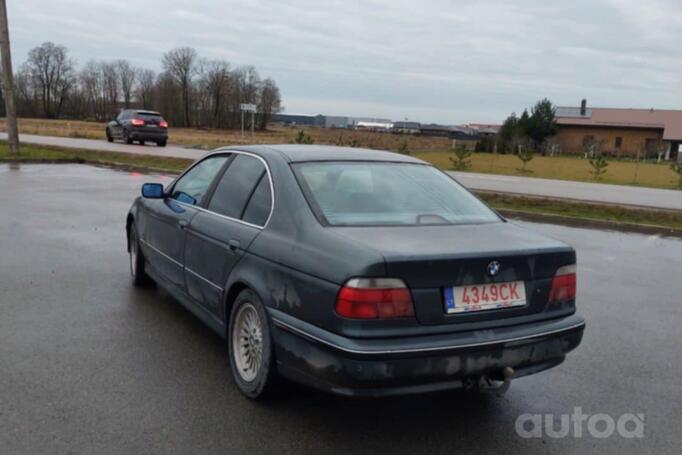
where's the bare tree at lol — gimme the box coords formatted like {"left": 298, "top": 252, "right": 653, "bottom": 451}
{"left": 11, "top": 42, "right": 284, "bottom": 131}
{"left": 198, "top": 59, "right": 231, "bottom": 128}
{"left": 135, "top": 68, "right": 155, "bottom": 109}
{"left": 117, "top": 60, "right": 136, "bottom": 108}
{"left": 257, "top": 78, "right": 281, "bottom": 130}
{"left": 154, "top": 71, "right": 181, "bottom": 125}
{"left": 162, "top": 47, "right": 197, "bottom": 127}
{"left": 24, "top": 42, "right": 75, "bottom": 118}
{"left": 101, "top": 62, "right": 119, "bottom": 118}
{"left": 14, "top": 66, "right": 38, "bottom": 117}
{"left": 79, "top": 60, "right": 106, "bottom": 120}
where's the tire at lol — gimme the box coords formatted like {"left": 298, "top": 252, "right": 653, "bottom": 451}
{"left": 123, "top": 129, "right": 133, "bottom": 144}
{"left": 139, "top": 140, "right": 145, "bottom": 146}
{"left": 106, "top": 128, "right": 113, "bottom": 142}
{"left": 128, "top": 224, "right": 150, "bottom": 286}
{"left": 228, "top": 289, "right": 278, "bottom": 399}
{"left": 157, "top": 140, "right": 167, "bottom": 147}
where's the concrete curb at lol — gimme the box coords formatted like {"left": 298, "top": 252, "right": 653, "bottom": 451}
{"left": 474, "top": 189, "right": 682, "bottom": 213}
{"left": 497, "top": 209, "right": 682, "bottom": 238}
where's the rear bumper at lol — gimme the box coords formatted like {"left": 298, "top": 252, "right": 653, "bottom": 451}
{"left": 129, "top": 129, "right": 167, "bottom": 141}
{"left": 269, "top": 309, "right": 585, "bottom": 397}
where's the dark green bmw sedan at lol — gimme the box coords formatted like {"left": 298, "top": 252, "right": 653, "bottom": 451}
{"left": 126, "top": 145, "right": 585, "bottom": 399}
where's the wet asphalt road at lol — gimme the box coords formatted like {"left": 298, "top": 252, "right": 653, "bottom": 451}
{"left": 1, "top": 164, "right": 680, "bottom": 454}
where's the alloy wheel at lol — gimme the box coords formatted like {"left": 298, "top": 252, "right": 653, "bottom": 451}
{"left": 232, "top": 302, "right": 264, "bottom": 382}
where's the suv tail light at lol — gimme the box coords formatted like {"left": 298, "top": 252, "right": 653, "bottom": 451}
{"left": 130, "top": 118, "right": 145, "bottom": 126}
{"left": 335, "top": 278, "right": 415, "bottom": 319}
{"left": 549, "top": 264, "right": 576, "bottom": 303}
{"left": 159, "top": 120, "right": 168, "bottom": 128}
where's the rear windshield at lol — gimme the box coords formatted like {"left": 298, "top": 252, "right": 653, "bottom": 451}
{"left": 294, "top": 162, "right": 501, "bottom": 226}
{"left": 137, "top": 112, "right": 163, "bottom": 120}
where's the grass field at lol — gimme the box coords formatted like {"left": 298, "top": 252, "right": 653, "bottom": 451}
{"left": 2, "top": 118, "right": 681, "bottom": 190}
{"left": 480, "top": 193, "right": 682, "bottom": 231}
{"left": 2, "top": 143, "right": 681, "bottom": 231}
{"left": 415, "top": 151, "right": 682, "bottom": 190}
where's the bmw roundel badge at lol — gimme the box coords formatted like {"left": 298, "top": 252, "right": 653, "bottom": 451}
{"left": 487, "top": 261, "right": 501, "bottom": 277}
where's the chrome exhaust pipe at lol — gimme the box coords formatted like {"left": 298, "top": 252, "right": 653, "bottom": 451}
{"left": 478, "top": 367, "right": 515, "bottom": 396}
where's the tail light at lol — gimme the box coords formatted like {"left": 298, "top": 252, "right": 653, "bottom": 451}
{"left": 549, "top": 264, "right": 576, "bottom": 303}
{"left": 159, "top": 120, "right": 168, "bottom": 128}
{"left": 130, "top": 118, "right": 145, "bottom": 126}
{"left": 335, "top": 278, "right": 415, "bottom": 319}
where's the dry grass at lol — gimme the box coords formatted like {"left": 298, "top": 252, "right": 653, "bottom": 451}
{"left": 2, "top": 118, "right": 681, "bottom": 189}
{"left": 481, "top": 193, "right": 682, "bottom": 230}
{"left": 414, "top": 151, "right": 682, "bottom": 190}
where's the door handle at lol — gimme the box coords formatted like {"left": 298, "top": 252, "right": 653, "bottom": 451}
{"left": 178, "top": 220, "right": 188, "bottom": 229}
{"left": 228, "top": 239, "right": 241, "bottom": 251}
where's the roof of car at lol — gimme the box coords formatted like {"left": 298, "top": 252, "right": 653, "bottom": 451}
{"left": 134, "top": 110, "right": 162, "bottom": 116}
{"left": 220, "top": 144, "right": 428, "bottom": 164}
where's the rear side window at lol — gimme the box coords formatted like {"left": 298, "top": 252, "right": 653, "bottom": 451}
{"left": 242, "top": 176, "right": 272, "bottom": 226}
{"left": 208, "top": 155, "right": 267, "bottom": 222}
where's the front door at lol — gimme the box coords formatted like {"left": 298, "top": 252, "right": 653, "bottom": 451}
{"left": 184, "top": 153, "right": 273, "bottom": 319}
{"left": 140, "top": 154, "right": 230, "bottom": 290}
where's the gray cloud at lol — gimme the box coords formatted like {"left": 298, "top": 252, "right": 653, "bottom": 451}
{"left": 8, "top": 0, "right": 682, "bottom": 123}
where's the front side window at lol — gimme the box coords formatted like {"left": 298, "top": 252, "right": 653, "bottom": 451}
{"left": 171, "top": 156, "right": 229, "bottom": 206}
{"left": 208, "top": 155, "right": 267, "bottom": 222}
{"left": 295, "top": 162, "right": 501, "bottom": 226}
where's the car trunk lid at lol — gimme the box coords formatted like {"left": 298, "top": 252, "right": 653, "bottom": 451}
{"left": 332, "top": 222, "right": 575, "bottom": 325}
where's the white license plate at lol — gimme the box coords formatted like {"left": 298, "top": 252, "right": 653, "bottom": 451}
{"left": 444, "top": 281, "right": 526, "bottom": 314}
{"left": 147, "top": 124, "right": 157, "bottom": 128}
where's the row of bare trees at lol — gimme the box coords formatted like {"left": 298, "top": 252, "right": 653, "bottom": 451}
{"left": 9, "top": 42, "right": 282, "bottom": 129}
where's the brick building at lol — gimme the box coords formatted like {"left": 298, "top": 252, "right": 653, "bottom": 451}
{"left": 555, "top": 100, "right": 682, "bottom": 160}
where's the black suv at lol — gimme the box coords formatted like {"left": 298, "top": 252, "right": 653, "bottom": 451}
{"left": 106, "top": 110, "right": 168, "bottom": 147}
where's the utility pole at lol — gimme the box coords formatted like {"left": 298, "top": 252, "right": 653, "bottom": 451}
{"left": 0, "top": 0, "right": 18, "bottom": 155}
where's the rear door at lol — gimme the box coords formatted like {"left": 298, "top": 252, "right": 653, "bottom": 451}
{"left": 140, "top": 154, "right": 229, "bottom": 289}
{"left": 184, "top": 153, "right": 273, "bottom": 319}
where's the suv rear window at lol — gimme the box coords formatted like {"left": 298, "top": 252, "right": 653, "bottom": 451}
{"left": 294, "top": 162, "right": 500, "bottom": 226}
{"left": 137, "top": 112, "right": 164, "bottom": 121}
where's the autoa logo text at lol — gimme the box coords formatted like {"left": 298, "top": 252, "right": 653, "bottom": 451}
{"left": 515, "top": 407, "right": 645, "bottom": 439}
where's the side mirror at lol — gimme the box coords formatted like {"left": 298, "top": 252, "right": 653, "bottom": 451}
{"left": 141, "top": 183, "right": 165, "bottom": 199}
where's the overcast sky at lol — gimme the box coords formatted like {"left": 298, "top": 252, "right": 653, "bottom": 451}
{"left": 8, "top": 0, "right": 682, "bottom": 124}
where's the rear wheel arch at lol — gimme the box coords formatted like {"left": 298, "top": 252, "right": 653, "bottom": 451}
{"left": 223, "top": 281, "right": 251, "bottom": 333}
